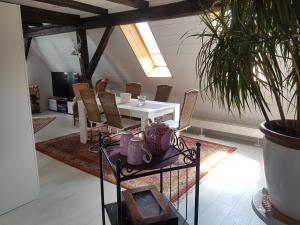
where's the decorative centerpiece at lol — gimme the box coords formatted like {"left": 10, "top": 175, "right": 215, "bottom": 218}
{"left": 119, "top": 131, "right": 134, "bottom": 156}
{"left": 127, "top": 137, "right": 152, "bottom": 165}
{"left": 120, "top": 93, "right": 131, "bottom": 103}
{"left": 137, "top": 95, "right": 147, "bottom": 106}
{"left": 109, "top": 121, "right": 173, "bottom": 167}
{"left": 144, "top": 120, "right": 173, "bottom": 157}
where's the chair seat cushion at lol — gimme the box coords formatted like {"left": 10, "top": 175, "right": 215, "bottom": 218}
{"left": 122, "top": 117, "right": 141, "bottom": 130}
{"left": 164, "top": 120, "right": 179, "bottom": 129}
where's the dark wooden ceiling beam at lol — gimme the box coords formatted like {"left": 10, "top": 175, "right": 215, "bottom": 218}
{"left": 86, "top": 26, "right": 114, "bottom": 80}
{"left": 105, "top": 0, "right": 148, "bottom": 9}
{"left": 21, "top": 5, "right": 80, "bottom": 26}
{"left": 30, "top": 0, "right": 108, "bottom": 14}
{"left": 23, "top": 25, "right": 76, "bottom": 38}
{"left": 76, "top": 29, "right": 89, "bottom": 79}
{"left": 24, "top": 38, "right": 32, "bottom": 59}
{"left": 24, "top": 1, "right": 214, "bottom": 38}
{"left": 80, "top": 1, "right": 204, "bottom": 29}
{"left": 23, "top": 22, "right": 43, "bottom": 27}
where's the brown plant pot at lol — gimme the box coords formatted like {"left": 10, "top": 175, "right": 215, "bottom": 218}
{"left": 260, "top": 120, "right": 300, "bottom": 220}
{"left": 260, "top": 120, "right": 300, "bottom": 150}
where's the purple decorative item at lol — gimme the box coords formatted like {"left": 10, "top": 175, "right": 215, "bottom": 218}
{"left": 120, "top": 131, "right": 134, "bottom": 156}
{"left": 127, "top": 137, "right": 152, "bottom": 165}
{"left": 144, "top": 120, "right": 173, "bottom": 156}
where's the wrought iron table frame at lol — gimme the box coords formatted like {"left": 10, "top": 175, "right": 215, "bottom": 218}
{"left": 98, "top": 132, "right": 201, "bottom": 225}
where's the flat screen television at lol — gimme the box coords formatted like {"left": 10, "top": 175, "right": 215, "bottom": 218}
{"left": 51, "top": 72, "right": 79, "bottom": 101}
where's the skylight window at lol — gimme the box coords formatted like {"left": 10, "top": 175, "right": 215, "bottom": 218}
{"left": 120, "top": 22, "right": 172, "bottom": 78}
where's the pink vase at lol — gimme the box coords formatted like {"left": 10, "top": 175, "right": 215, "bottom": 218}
{"left": 120, "top": 131, "right": 134, "bottom": 156}
{"left": 127, "top": 137, "right": 152, "bottom": 165}
{"left": 144, "top": 121, "right": 173, "bottom": 156}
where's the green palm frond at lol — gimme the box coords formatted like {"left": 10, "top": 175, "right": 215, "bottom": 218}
{"left": 186, "top": 0, "right": 300, "bottom": 136}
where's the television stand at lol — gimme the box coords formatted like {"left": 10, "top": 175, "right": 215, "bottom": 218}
{"left": 48, "top": 97, "right": 73, "bottom": 114}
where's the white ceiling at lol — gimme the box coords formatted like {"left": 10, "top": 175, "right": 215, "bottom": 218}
{"left": 2, "top": 0, "right": 183, "bottom": 18}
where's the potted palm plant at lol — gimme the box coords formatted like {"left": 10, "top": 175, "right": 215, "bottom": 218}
{"left": 190, "top": 0, "right": 300, "bottom": 220}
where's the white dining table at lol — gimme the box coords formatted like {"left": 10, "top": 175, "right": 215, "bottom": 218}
{"left": 78, "top": 97, "right": 180, "bottom": 144}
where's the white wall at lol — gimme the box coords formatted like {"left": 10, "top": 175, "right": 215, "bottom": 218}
{"left": 28, "top": 15, "right": 295, "bottom": 127}
{"left": 0, "top": 2, "right": 39, "bottom": 215}
{"left": 27, "top": 45, "right": 52, "bottom": 111}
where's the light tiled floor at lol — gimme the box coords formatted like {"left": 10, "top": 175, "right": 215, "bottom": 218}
{"left": 0, "top": 111, "right": 267, "bottom": 225}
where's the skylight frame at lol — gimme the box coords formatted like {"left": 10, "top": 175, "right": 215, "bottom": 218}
{"left": 120, "top": 22, "right": 172, "bottom": 78}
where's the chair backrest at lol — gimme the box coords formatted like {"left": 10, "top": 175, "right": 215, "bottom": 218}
{"left": 179, "top": 90, "right": 199, "bottom": 130}
{"left": 72, "top": 83, "right": 90, "bottom": 99}
{"left": 98, "top": 92, "right": 123, "bottom": 129}
{"left": 80, "top": 88, "right": 102, "bottom": 123}
{"left": 125, "top": 83, "right": 142, "bottom": 98}
{"left": 95, "top": 79, "right": 108, "bottom": 94}
{"left": 154, "top": 85, "right": 173, "bottom": 102}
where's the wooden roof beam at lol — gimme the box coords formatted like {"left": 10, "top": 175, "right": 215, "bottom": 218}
{"left": 24, "top": 1, "right": 215, "bottom": 38}
{"left": 23, "top": 25, "right": 77, "bottom": 38}
{"left": 30, "top": 0, "right": 108, "bottom": 14}
{"left": 86, "top": 26, "right": 115, "bottom": 80}
{"left": 21, "top": 5, "right": 80, "bottom": 26}
{"left": 24, "top": 38, "right": 32, "bottom": 59}
{"left": 105, "top": 0, "right": 148, "bottom": 9}
{"left": 80, "top": 1, "right": 205, "bottom": 29}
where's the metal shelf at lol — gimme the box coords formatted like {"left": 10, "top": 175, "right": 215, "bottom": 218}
{"left": 98, "top": 132, "right": 201, "bottom": 225}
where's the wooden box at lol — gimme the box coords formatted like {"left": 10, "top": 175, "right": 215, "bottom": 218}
{"left": 122, "top": 186, "right": 178, "bottom": 225}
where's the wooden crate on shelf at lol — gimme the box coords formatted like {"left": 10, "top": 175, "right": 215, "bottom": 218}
{"left": 122, "top": 186, "right": 178, "bottom": 225}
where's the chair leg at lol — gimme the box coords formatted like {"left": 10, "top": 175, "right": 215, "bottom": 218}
{"left": 88, "top": 142, "right": 99, "bottom": 153}
{"left": 88, "top": 122, "right": 101, "bottom": 153}
{"left": 73, "top": 116, "right": 76, "bottom": 126}
{"left": 90, "top": 122, "right": 94, "bottom": 142}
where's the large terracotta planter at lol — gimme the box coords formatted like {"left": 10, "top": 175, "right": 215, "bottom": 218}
{"left": 260, "top": 120, "right": 300, "bottom": 220}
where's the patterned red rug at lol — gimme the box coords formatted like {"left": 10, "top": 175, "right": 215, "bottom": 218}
{"left": 36, "top": 133, "right": 236, "bottom": 202}
{"left": 33, "top": 117, "right": 56, "bottom": 133}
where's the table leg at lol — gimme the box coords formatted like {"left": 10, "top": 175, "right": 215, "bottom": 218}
{"left": 174, "top": 105, "right": 180, "bottom": 121}
{"left": 141, "top": 114, "right": 152, "bottom": 130}
{"left": 78, "top": 100, "right": 88, "bottom": 144}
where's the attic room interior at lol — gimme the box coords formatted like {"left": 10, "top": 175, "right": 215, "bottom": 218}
{"left": 0, "top": 0, "right": 300, "bottom": 225}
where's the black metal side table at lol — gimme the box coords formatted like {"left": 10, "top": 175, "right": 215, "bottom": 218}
{"left": 98, "top": 132, "right": 201, "bottom": 225}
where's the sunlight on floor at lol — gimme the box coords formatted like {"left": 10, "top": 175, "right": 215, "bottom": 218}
{"left": 0, "top": 112, "right": 266, "bottom": 225}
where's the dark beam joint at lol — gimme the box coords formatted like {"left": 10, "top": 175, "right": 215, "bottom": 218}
{"left": 24, "top": 38, "right": 32, "bottom": 59}
{"left": 105, "top": 0, "right": 148, "bottom": 9}
{"left": 31, "top": 0, "right": 108, "bottom": 14}
{"left": 86, "top": 26, "right": 115, "bottom": 80}
{"left": 80, "top": 1, "right": 201, "bottom": 29}
{"left": 21, "top": 5, "right": 80, "bottom": 26}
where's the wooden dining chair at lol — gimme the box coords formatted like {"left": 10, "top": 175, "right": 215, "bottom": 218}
{"left": 154, "top": 85, "right": 173, "bottom": 102}
{"left": 72, "top": 83, "right": 90, "bottom": 126}
{"left": 164, "top": 90, "right": 199, "bottom": 131}
{"left": 80, "top": 88, "right": 105, "bottom": 153}
{"left": 95, "top": 79, "right": 108, "bottom": 94}
{"left": 125, "top": 83, "right": 142, "bottom": 98}
{"left": 98, "top": 92, "right": 141, "bottom": 133}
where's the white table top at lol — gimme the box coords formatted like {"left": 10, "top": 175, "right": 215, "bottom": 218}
{"left": 83, "top": 96, "right": 179, "bottom": 113}
{"left": 77, "top": 95, "right": 180, "bottom": 143}
{"left": 115, "top": 97, "right": 179, "bottom": 112}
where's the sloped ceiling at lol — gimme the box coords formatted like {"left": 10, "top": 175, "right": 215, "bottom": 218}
{"left": 28, "top": 15, "right": 291, "bottom": 127}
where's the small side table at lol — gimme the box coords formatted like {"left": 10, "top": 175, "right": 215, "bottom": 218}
{"left": 98, "top": 132, "right": 201, "bottom": 225}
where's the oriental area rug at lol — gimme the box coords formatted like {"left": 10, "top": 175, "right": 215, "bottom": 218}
{"left": 33, "top": 117, "right": 56, "bottom": 133}
{"left": 36, "top": 132, "right": 236, "bottom": 202}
